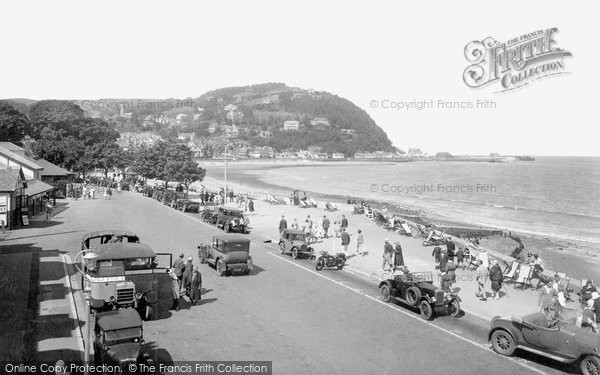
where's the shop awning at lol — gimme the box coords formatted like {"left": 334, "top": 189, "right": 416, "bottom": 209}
{"left": 25, "top": 179, "right": 55, "bottom": 198}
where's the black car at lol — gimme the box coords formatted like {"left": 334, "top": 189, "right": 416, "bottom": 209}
{"left": 214, "top": 207, "right": 247, "bottom": 233}
{"left": 175, "top": 199, "right": 200, "bottom": 213}
{"left": 94, "top": 309, "right": 152, "bottom": 370}
{"left": 379, "top": 270, "right": 461, "bottom": 320}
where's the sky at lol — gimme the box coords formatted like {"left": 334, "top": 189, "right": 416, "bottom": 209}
{"left": 1, "top": 0, "right": 598, "bottom": 156}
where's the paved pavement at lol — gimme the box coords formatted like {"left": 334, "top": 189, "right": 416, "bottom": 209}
{"left": 0, "top": 191, "right": 578, "bottom": 374}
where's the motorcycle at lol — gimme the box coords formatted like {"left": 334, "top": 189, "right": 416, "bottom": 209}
{"left": 315, "top": 251, "right": 346, "bottom": 271}
{"left": 134, "top": 290, "right": 158, "bottom": 321}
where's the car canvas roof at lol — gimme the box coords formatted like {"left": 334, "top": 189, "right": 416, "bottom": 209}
{"left": 82, "top": 230, "right": 139, "bottom": 242}
{"left": 92, "top": 243, "right": 156, "bottom": 260}
{"left": 96, "top": 309, "right": 142, "bottom": 331}
{"left": 283, "top": 229, "right": 306, "bottom": 235}
{"left": 214, "top": 234, "right": 250, "bottom": 243}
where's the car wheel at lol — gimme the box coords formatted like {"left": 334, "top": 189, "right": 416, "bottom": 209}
{"left": 216, "top": 259, "right": 226, "bottom": 276}
{"left": 448, "top": 299, "right": 461, "bottom": 317}
{"left": 308, "top": 248, "right": 314, "bottom": 260}
{"left": 380, "top": 284, "right": 392, "bottom": 303}
{"left": 580, "top": 355, "right": 600, "bottom": 375}
{"left": 406, "top": 286, "right": 422, "bottom": 306}
{"left": 421, "top": 240, "right": 429, "bottom": 247}
{"left": 419, "top": 300, "right": 433, "bottom": 320}
{"left": 292, "top": 247, "right": 298, "bottom": 259}
{"left": 315, "top": 258, "right": 324, "bottom": 271}
{"left": 336, "top": 257, "right": 345, "bottom": 269}
{"left": 491, "top": 330, "right": 516, "bottom": 356}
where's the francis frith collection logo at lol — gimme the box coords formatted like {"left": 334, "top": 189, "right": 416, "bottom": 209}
{"left": 463, "top": 28, "right": 572, "bottom": 92}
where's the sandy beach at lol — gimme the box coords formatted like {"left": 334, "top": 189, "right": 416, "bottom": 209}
{"left": 195, "top": 160, "right": 600, "bottom": 283}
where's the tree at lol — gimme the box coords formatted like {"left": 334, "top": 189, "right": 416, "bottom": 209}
{"left": 87, "top": 141, "right": 127, "bottom": 177}
{"left": 0, "top": 102, "right": 33, "bottom": 144}
{"left": 31, "top": 128, "right": 85, "bottom": 169}
{"left": 29, "top": 100, "right": 85, "bottom": 138}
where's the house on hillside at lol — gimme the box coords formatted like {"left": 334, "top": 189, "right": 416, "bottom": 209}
{"left": 407, "top": 148, "right": 423, "bottom": 158}
{"left": 310, "top": 117, "right": 330, "bottom": 127}
{"left": 259, "top": 130, "right": 272, "bottom": 138}
{"left": 340, "top": 128, "right": 355, "bottom": 135}
{"left": 332, "top": 153, "right": 345, "bottom": 159}
{"left": 224, "top": 125, "right": 239, "bottom": 138}
{"left": 283, "top": 120, "right": 300, "bottom": 131}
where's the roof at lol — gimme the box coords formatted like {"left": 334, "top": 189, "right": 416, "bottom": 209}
{"left": 0, "top": 168, "right": 25, "bottom": 192}
{"left": 0, "top": 145, "right": 43, "bottom": 170}
{"left": 96, "top": 309, "right": 142, "bottom": 331}
{"left": 34, "top": 158, "right": 75, "bottom": 177}
{"left": 213, "top": 234, "right": 250, "bottom": 243}
{"left": 92, "top": 243, "right": 156, "bottom": 261}
{"left": 24, "top": 179, "right": 54, "bottom": 197}
{"left": 282, "top": 229, "right": 306, "bottom": 235}
{"left": 82, "top": 230, "right": 139, "bottom": 243}
{"left": 0, "top": 142, "right": 25, "bottom": 153}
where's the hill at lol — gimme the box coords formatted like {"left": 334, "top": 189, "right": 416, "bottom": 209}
{"left": 1, "top": 83, "right": 396, "bottom": 156}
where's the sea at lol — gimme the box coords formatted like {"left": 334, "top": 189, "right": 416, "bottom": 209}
{"left": 226, "top": 157, "right": 600, "bottom": 249}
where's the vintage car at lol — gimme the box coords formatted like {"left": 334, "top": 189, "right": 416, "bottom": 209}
{"left": 489, "top": 312, "right": 600, "bottom": 374}
{"left": 202, "top": 207, "right": 217, "bottom": 223}
{"left": 94, "top": 309, "right": 152, "bottom": 370}
{"left": 278, "top": 229, "right": 314, "bottom": 259}
{"left": 214, "top": 207, "right": 247, "bottom": 233}
{"left": 79, "top": 231, "right": 173, "bottom": 320}
{"left": 198, "top": 234, "right": 253, "bottom": 276}
{"left": 379, "top": 270, "right": 460, "bottom": 320}
{"left": 175, "top": 199, "right": 200, "bottom": 213}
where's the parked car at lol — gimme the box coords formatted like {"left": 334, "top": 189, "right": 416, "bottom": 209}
{"left": 379, "top": 270, "right": 460, "bottom": 320}
{"left": 202, "top": 208, "right": 217, "bottom": 223}
{"left": 175, "top": 199, "right": 200, "bottom": 213}
{"left": 278, "top": 229, "right": 314, "bottom": 259}
{"left": 214, "top": 207, "right": 247, "bottom": 233}
{"left": 198, "top": 234, "right": 253, "bottom": 276}
{"left": 93, "top": 309, "right": 152, "bottom": 370}
{"left": 489, "top": 312, "right": 600, "bottom": 374}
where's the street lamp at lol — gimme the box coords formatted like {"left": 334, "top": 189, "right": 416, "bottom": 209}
{"left": 224, "top": 143, "right": 234, "bottom": 206}
{"left": 74, "top": 251, "right": 98, "bottom": 374}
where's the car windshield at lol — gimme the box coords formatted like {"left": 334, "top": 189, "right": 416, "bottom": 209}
{"left": 288, "top": 234, "right": 306, "bottom": 241}
{"left": 104, "top": 327, "right": 142, "bottom": 344}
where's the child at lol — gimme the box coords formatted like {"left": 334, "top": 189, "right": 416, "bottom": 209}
{"left": 356, "top": 229, "right": 364, "bottom": 255}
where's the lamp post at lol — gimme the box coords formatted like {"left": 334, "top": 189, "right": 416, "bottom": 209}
{"left": 224, "top": 143, "right": 234, "bottom": 206}
{"left": 74, "top": 251, "right": 98, "bottom": 375}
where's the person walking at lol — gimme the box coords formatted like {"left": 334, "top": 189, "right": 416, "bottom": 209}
{"left": 475, "top": 260, "right": 489, "bottom": 301}
{"left": 341, "top": 214, "right": 348, "bottom": 232}
{"left": 446, "top": 239, "right": 456, "bottom": 263}
{"left": 291, "top": 218, "right": 299, "bottom": 229}
{"left": 489, "top": 260, "right": 503, "bottom": 300}
{"left": 45, "top": 201, "right": 54, "bottom": 222}
{"left": 333, "top": 216, "right": 341, "bottom": 238}
{"left": 172, "top": 253, "right": 185, "bottom": 293}
{"left": 248, "top": 199, "right": 254, "bottom": 213}
{"left": 432, "top": 246, "right": 442, "bottom": 269}
{"left": 340, "top": 228, "right": 350, "bottom": 256}
{"left": 356, "top": 229, "right": 364, "bottom": 256}
{"left": 393, "top": 241, "right": 404, "bottom": 269}
{"left": 456, "top": 247, "right": 465, "bottom": 270}
{"left": 279, "top": 215, "right": 287, "bottom": 234}
{"left": 439, "top": 248, "right": 449, "bottom": 272}
{"left": 169, "top": 269, "right": 181, "bottom": 311}
{"left": 189, "top": 266, "right": 202, "bottom": 306}
{"left": 382, "top": 239, "right": 394, "bottom": 272}
{"left": 182, "top": 256, "right": 194, "bottom": 296}
{"left": 322, "top": 215, "right": 330, "bottom": 238}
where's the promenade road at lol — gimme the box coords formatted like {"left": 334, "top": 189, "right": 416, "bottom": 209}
{"left": 1, "top": 191, "right": 576, "bottom": 375}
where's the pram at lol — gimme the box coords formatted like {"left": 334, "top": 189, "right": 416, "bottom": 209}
{"left": 373, "top": 210, "right": 388, "bottom": 226}
{"left": 414, "top": 224, "right": 429, "bottom": 239}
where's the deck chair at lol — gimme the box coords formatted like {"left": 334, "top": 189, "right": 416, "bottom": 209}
{"left": 299, "top": 200, "right": 308, "bottom": 208}
{"left": 309, "top": 198, "right": 317, "bottom": 207}
{"left": 503, "top": 262, "right": 520, "bottom": 283}
{"left": 466, "top": 254, "right": 479, "bottom": 270}
{"left": 514, "top": 264, "right": 533, "bottom": 289}
{"left": 400, "top": 222, "right": 412, "bottom": 236}
{"left": 556, "top": 272, "right": 573, "bottom": 303}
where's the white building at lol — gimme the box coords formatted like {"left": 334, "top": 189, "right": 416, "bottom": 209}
{"left": 283, "top": 120, "right": 300, "bottom": 131}
{"left": 310, "top": 117, "right": 330, "bottom": 127}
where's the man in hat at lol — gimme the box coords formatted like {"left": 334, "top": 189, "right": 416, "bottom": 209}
{"left": 382, "top": 239, "right": 393, "bottom": 272}
{"left": 279, "top": 215, "right": 287, "bottom": 234}
{"left": 172, "top": 253, "right": 185, "bottom": 293}
{"left": 182, "top": 256, "right": 194, "bottom": 296}
{"left": 189, "top": 266, "right": 202, "bottom": 306}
